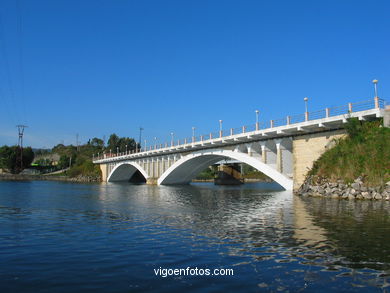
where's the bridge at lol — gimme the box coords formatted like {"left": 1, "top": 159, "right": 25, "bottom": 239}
{"left": 93, "top": 98, "right": 388, "bottom": 190}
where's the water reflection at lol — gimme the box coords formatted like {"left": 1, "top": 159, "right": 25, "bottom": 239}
{"left": 1, "top": 181, "right": 390, "bottom": 292}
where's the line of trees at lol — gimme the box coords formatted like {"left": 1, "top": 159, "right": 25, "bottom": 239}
{"left": 0, "top": 146, "right": 34, "bottom": 174}
{"left": 0, "top": 133, "right": 138, "bottom": 177}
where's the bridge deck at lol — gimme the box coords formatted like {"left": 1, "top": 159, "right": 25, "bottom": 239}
{"left": 94, "top": 98, "right": 385, "bottom": 164}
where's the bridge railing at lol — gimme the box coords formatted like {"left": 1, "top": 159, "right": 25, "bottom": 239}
{"left": 93, "top": 97, "right": 386, "bottom": 161}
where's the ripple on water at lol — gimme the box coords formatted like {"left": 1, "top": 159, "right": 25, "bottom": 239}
{"left": 1, "top": 181, "right": 390, "bottom": 292}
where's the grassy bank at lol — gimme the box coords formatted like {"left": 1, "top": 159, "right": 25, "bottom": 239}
{"left": 308, "top": 119, "right": 390, "bottom": 187}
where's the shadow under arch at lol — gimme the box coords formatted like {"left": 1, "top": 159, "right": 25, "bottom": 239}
{"left": 158, "top": 149, "right": 293, "bottom": 190}
{"left": 107, "top": 162, "right": 149, "bottom": 182}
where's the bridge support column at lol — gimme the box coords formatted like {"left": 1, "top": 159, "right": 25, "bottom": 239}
{"left": 275, "top": 139, "right": 283, "bottom": 173}
{"left": 246, "top": 143, "right": 253, "bottom": 156}
{"left": 100, "top": 163, "right": 108, "bottom": 182}
{"left": 260, "top": 141, "right": 267, "bottom": 164}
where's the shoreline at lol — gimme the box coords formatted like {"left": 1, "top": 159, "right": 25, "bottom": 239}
{"left": 296, "top": 176, "right": 390, "bottom": 200}
{"left": 0, "top": 173, "right": 101, "bottom": 183}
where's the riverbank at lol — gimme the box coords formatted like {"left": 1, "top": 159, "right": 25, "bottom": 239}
{"left": 297, "top": 175, "right": 390, "bottom": 200}
{"left": 0, "top": 173, "right": 101, "bottom": 183}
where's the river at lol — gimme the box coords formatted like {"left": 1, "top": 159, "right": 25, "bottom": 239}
{"left": 0, "top": 180, "right": 390, "bottom": 292}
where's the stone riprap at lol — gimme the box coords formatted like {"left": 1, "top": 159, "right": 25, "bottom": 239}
{"left": 296, "top": 176, "right": 390, "bottom": 200}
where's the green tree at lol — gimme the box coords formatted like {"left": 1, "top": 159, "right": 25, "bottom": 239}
{"left": 91, "top": 137, "right": 104, "bottom": 148}
{"left": 0, "top": 145, "right": 34, "bottom": 173}
{"left": 58, "top": 154, "right": 70, "bottom": 169}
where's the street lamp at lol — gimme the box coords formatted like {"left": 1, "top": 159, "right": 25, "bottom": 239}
{"left": 255, "top": 110, "right": 259, "bottom": 130}
{"left": 304, "top": 97, "right": 309, "bottom": 121}
{"left": 144, "top": 139, "right": 147, "bottom": 151}
{"left": 219, "top": 120, "right": 223, "bottom": 138}
{"left": 171, "top": 132, "right": 174, "bottom": 146}
{"left": 125, "top": 145, "right": 128, "bottom": 154}
{"left": 154, "top": 137, "right": 157, "bottom": 149}
{"left": 116, "top": 146, "right": 119, "bottom": 155}
{"left": 372, "top": 79, "right": 378, "bottom": 97}
{"left": 304, "top": 97, "right": 309, "bottom": 113}
{"left": 192, "top": 127, "right": 196, "bottom": 142}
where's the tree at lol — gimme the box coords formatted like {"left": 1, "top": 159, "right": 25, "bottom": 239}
{"left": 58, "top": 154, "right": 70, "bottom": 169}
{"left": 107, "top": 134, "right": 119, "bottom": 151}
{"left": 91, "top": 137, "right": 104, "bottom": 148}
{"left": 0, "top": 145, "right": 34, "bottom": 173}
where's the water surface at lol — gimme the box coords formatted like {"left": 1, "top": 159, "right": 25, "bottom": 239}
{"left": 1, "top": 181, "right": 390, "bottom": 292}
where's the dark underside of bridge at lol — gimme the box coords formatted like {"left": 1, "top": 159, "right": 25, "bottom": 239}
{"left": 128, "top": 170, "right": 147, "bottom": 183}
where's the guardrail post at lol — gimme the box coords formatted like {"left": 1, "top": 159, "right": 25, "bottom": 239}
{"left": 230, "top": 128, "right": 234, "bottom": 136}
{"left": 209, "top": 133, "right": 212, "bottom": 140}
{"left": 286, "top": 116, "right": 291, "bottom": 125}
{"left": 374, "top": 97, "right": 379, "bottom": 108}
{"left": 242, "top": 126, "right": 246, "bottom": 133}
{"left": 270, "top": 120, "right": 274, "bottom": 128}
{"left": 184, "top": 138, "right": 187, "bottom": 144}
{"left": 348, "top": 103, "right": 353, "bottom": 113}
{"left": 325, "top": 108, "right": 330, "bottom": 117}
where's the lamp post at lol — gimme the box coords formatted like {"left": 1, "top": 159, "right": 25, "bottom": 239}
{"left": 219, "top": 120, "right": 223, "bottom": 138}
{"left": 372, "top": 79, "right": 378, "bottom": 97}
{"left": 192, "top": 127, "right": 196, "bottom": 143}
{"left": 144, "top": 139, "right": 147, "bottom": 151}
{"left": 255, "top": 110, "right": 259, "bottom": 130}
{"left": 171, "top": 132, "right": 174, "bottom": 146}
{"left": 116, "top": 147, "right": 119, "bottom": 156}
{"left": 304, "top": 97, "right": 309, "bottom": 121}
{"left": 154, "top": 137, "right": 157, "bottom": 149}
{"left": 138, "top": 127, "right": 143, "bottom": 152}
{"left": 125, "top": 145, "right": 128, "bottom": 154}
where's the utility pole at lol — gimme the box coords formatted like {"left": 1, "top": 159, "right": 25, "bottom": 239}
{"left": 16, "top": 125, "right": 28, "bottom": 170}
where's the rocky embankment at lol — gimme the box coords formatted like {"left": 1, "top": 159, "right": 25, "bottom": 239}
{"left": 297, "top": 176, "right": 390, "bottom": 200}
{"left": 0, "top": 173, "right": 101, "bottom": 183}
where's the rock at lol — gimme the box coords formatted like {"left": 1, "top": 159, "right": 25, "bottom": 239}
{"left": 331, "top": 193, "right": 339, "bottom": 198}
{"left": 318, "top": 187, "right": 325, "bottom": 194}
{"left": 348, "top": 194, "right": 355, "bottom": 200}
{"left": 362, "top": 192, "right": 372, "bottom": 200}
{"left": 374, "top": 193, "right": 383, "bottom": 200}
{"left": 339, "top": 183, "right": 346, "bottom": 189}
{"left": 351, "top": 182, "right": 360, "bottom": 190}
{"left": 350, "top": 189, "right": 357, "bottom": 195}
{"left": 360, "top": 186, "right": 368, "bottom": 192}
{"left": 331, "top": 188, "right": 339, "bottom": 193}
{"left": 356, "top": 194, "right": 363, "bottom": 200}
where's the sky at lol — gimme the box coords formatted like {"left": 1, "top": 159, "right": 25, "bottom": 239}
{"left": 0, "top": 0, "right": 389, "bottom": 149}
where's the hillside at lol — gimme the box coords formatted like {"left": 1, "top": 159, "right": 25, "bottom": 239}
{"left": 307, "top": 118, "right": 390, "bottom": 187}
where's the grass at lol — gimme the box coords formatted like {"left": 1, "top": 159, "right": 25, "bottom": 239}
{"left": 308, "top": 118, "right": 390, "bottom": 187}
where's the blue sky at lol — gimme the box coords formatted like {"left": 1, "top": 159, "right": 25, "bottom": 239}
{"left": 0, "top": 0, "right": 389, "bottom": 148}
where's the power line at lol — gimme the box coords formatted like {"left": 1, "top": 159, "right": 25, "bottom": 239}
{"left": 16, "top": 0, "right": 27, "bottom": 124}
{"left": 0, "top": 12, "right": 20, "bottom": 123}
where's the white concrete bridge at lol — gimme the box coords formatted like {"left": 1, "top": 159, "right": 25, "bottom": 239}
{"left": 93, "top": 98, "right": 387, "bottom": 190}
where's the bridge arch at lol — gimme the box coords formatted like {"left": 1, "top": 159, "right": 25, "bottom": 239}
{"left": 107, "top": 162, "right": 149, "bottom": 182}
{"left": 157, "top": 149, "right": 293, "bottom": 190}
